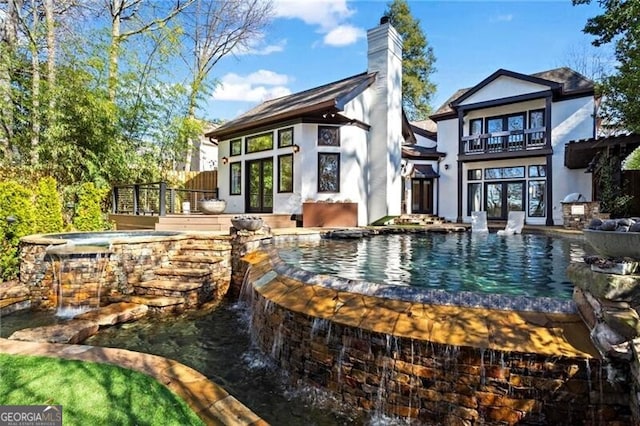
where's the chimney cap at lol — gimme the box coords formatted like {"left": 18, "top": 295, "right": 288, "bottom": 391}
{"left": 380, "top": 15, "right": 390, "bottom": 25}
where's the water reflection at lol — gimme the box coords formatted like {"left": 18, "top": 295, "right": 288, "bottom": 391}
{"left": 278, "top": 233, "right": 591, "bottom": 299}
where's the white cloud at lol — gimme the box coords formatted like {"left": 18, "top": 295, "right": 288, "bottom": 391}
{"left": 323, "top": 24, "right": 365, "bottom": 46}
{"left": 491, "top": 14, "right": 513, "bottom": 23}
{"left": 212, "top": 70, "right": 292, "bottom": 102}
{"left": 235, "top": 37, "right": 287, "bottom": 56}
{"left": 273, "top": 0, "right": 363, "bottom": 47}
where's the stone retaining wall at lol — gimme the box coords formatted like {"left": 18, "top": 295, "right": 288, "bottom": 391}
{"left": 561, "top": 201, "right": 609, "bottom": 230}
{"left": 18, "top": 234, "right": 231, "bottom": 310}
{"left": 241, "top": 250, "right": 632, "bottom": 425}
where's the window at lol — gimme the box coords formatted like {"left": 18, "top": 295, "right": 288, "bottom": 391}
{"left": 529, "top": 109, "right": 545, "bottom": 129}
{"left": 246, "top": 132, "right": 273, "bottom": 153}
{"left": 484, "top": 167, "right": 525, "bottom": 180}
{"left": 468, "top": 169, "right": 482, "bottom": 181}
{"left": 230, "top": 162, "right": 241, "bottom": 195}
{"left": 278, "top": 128, "right": 293, "bottom": 148}
{"left": 470, "top": 119, "right": 483, "bottom": 135}
{"left": 529, "top": 165, "right": 546, "bottom": 178}
{"left": 318, "top": 126, "right": 340, "bottom": 146}
{"left": 528, "top": 181, "right": 546, "bottom": 217}
{"left": 318, "top": 153, "right": 340, "bottom": 192}
{"left": 278, "top": 154, "right": 293, "bottom": 193}
{"left": 230, "top": 139, "right": 242, "bottom": 156}
{"left": 468, "top": 183, "right": 482, "bottom": 215}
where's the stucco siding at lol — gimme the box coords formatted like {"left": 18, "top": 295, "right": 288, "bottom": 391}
{"left": 459, "top": 76, "right": 550, "bottom": 106}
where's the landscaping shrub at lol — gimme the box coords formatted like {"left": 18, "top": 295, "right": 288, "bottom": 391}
{"left": 0, "top": 181, "right": 36, "bottom": 280}
{"left": 72, "top": 182, "right": 110, "bottom": 231}
{"left": 34, "top": 176, "right": 64, "bottom": 234}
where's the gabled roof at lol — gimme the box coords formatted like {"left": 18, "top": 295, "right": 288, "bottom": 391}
{"left": 431, "top": 67, "right": 594, "bottom": 121}
{"left": 207, "top": 72, "right": 376, "bottom": 140}
{"left": 401, "top": 144, "right": 446, "bottom": 160}
{"left": 410, "top": 119, "right": 437, "bottom": 140}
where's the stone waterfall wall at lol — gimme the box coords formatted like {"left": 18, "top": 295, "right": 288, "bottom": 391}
{"left": 569, "top": 263, "right": 640, "bottom": 423}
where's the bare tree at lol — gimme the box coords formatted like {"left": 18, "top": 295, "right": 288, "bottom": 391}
{"left": 179, "top": 0, "right": 272, "bottom": 171}
{"left": 104, "top": 0, "right": 194, "bottom": 101}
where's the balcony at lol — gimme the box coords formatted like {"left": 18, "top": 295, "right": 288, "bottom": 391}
{"left": 459, "top": 128, "right": 549, "bottom": 161}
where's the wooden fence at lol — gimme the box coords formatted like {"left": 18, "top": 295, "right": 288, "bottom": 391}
{"left": 165, "top": 170, "right": 218, "bottom": 192}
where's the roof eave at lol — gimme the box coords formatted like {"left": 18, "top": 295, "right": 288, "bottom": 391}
{"left": 207, "top": 99, "right": 338, "bottom": 140}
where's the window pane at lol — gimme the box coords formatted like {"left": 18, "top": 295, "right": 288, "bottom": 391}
{"left": 528, "top": 181, "right": 546, "bottom": 217}
{"left": 508, "top": 115, "right": 524, "bottom": 131}
{"left": 485, "top": 168, "right": 502, "bottom": 180}
{"left": 530, "top": 110, "right": 544, "bottom": 129}
{"left": 486, "top": 183, "right": 502, "bottom": 218}
{"left": 246, "top": 132, "right": 273, "bottom": 153}
{"left": 230, "top": 162, "right": 241, "bottom": 195}
{"left": 529, "top": 165, "right": 546, "bottom": 177}
{"left": 470, "top": 119, "right": 482, "bottom": 135}
{"left": 487, "top": 118, "right": 503, "bottom": 133}
{"left": 263, "top": 160, "right": 273, "bottom": 208}
{"left": 278, "top": 128, "right": 293, "bottom": 147}
{"left": 318, "top": 153, "right": 340, "bottom": 192}
{"left": 318, "top": 126, "right": 340, "bottom": 146}
{"left": 468, "top": 169, "right": 482, "bottom": 181}
{"left": 230, "top": 139, "right": 242, "bottom": 156}
{"left": 507, "top": 182, "right": 524, "bottom": 211}
{"left": 278, "top": 154, "right": 293, "bottom": 192}
{"left": 468, "top": 183, "right": 482, "bottom": 215}
{"left": 503, "top": 167, "right": 525, "bottom": 178}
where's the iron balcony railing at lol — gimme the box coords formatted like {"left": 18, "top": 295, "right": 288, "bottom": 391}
{"left": 111, "top": 182, "right": 218, "bottom": 216}
{"left": 460, "top": 128, "right": 546, "bottom": 155}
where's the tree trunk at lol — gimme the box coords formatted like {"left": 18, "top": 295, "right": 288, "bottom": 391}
{"left": 30, "top": 0, "right": 41, "bottom": 165}
{"left": 0, "top": 0, "right": 22, "bottom": 162}
{"left": 44, "top": 0, "right": 56, "bottom": 108}
{"left": 108, "top": 0, "right": 122, "bottom": 102}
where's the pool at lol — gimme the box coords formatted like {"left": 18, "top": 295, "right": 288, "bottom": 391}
{"left": 276, "top": 232, "right": 590, "bottom": 302}
{"left": 40, "top": 230, "right": 183, "bottom": 247}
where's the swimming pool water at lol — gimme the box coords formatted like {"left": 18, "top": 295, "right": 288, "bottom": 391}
{"left": 276, "top": 232, "right": 590, "bottom": 300}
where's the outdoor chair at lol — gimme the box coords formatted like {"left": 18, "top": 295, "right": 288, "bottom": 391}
{"left": 471, "top": 211, "right": 489, "bottom": 233}
{"left": 497, "top": 211, "right": 525, "bottom": 235}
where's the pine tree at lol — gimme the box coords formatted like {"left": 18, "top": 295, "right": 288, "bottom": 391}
{"left": 385, "top": 0, "right": 437, "bottom": 120}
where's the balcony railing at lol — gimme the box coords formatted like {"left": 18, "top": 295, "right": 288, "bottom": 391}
{"left": 460, "top": 128, "right": 546, "bottom": 155}
{"left": 111, "top": 182, "right": 218, "bottom": 216}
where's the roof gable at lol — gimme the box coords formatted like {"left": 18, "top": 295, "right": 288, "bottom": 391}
{"left": 451, "top": 69, "right": 562, "bottom": 107}
{"left": 431, "top": 67, "right": 594, "bottom": 121}
{"left": 208, "top": 72, "right": 376, "bottom": 139}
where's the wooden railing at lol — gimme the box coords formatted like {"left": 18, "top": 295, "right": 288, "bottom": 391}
{"left": 460, "top": 128, "right": 546, "bottom": 155}
{"left": 111, "top": 182, "right": 218, "bottom": 216}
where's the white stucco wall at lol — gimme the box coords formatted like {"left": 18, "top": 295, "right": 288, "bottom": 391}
{"left": 414, "top": 133, "right": 437, "bottom": 148}
{"left": 458, "top": 76, "right": 550, "bottom": 106}
{"left": 549, "top": 96, "right": 595, "bottom": 224}
{"left": 434, "top": 118, "right": 459, "bottom": 222}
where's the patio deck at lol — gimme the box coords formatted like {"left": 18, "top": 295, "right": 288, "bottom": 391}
{"left": 109, "top": 213, "right": 297, "bottom": 232}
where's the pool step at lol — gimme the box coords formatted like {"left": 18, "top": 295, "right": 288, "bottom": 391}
{"left": 134, "top": 276, "right": 213, "bottom": 308}
{"left": 168, "top": 255, "right": 224, "bottom": 269}
{"left": 154, "top": 267, "right": 211, "bottom": 282}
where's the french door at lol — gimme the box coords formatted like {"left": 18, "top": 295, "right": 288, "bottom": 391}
{"left": 246, "top": 158, "right": 273, "bottom": 213}
{"left": 485, "top": 181, "right": 525, "bottom": 220}
{"left": 411, "top": 178, "right": 433, "bottom": 214}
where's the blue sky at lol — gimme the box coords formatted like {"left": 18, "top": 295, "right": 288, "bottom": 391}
{"left": 203, "top": 0, "right": 609, "bottom": 121}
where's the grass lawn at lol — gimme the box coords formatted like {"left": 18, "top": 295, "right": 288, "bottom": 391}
{"left": 0, "top": 353, "right": 204, "bottom": 426}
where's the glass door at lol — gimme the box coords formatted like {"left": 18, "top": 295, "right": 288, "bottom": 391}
{"left": 485, "top": 181, "right": 524, "bottom": 220}
{"left": 411, "top": 178, "right": 433, "bottom": 214}
{"left": 246, "top": 158, "right": 273, "bottom": 213}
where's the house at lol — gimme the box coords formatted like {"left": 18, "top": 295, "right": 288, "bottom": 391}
{"left": 206, "top": 17, "right": 406, "bottom": 226}
{"left": 431, "top": 67, "right": 596, "bottom": 226}
{"left": 206, "top": 15, "right": 599, "bottom": 227}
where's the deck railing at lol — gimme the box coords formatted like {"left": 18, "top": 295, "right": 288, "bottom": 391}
{"left": 460, "top": 128, "right": 546, "bottom": 155}
{"left": 111, "top": 182, "right": 218, "bottom": 216}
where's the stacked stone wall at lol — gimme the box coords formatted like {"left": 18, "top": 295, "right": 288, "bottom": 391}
{"left": 18, "top": 234, "right": 232, "bottom": 310}
{"left": 248, "top": 287, "right": 631, "bottom": 425}
{"left": 562, "top": 201, "right": 610, "bottom": 230}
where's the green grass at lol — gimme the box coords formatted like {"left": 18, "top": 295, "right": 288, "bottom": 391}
{"left": 0, "top": 354, "right": 204, "bottom": 426}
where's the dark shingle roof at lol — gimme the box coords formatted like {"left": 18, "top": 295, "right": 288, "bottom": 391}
{"left": 401, "top": 144, "right": 446, "bottom": 160}
{"left": 207, "top": 72, "right": 376, "bottom": 139}
{"left": 430, "top": 67, "right": 594, "bottom": 120}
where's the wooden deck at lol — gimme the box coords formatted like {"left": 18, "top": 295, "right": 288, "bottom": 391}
{"left": 109, "top": 213, "right": 297, "bottom": 232}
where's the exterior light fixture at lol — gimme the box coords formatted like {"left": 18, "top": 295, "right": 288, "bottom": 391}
{"left": 221, "top": 157, "right": 228, "bottom": 165}
{"left": 292, "top": 144, "right": 300, "bottom": 154}
{"left": 444, "top": 164, "right": 450, "bottom": 170}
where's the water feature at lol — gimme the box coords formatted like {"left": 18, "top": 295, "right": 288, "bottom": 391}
{"left": 276, "top": 232, "right": 590, "bottom": 299}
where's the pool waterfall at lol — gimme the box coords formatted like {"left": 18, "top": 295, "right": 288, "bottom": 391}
{"left": 4, "top": 228, "right": 635, "bottom": 424}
